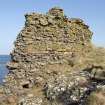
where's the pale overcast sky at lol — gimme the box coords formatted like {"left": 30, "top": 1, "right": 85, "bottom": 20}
{"left": 0, "top": 0, "right": 105, "bottom": 54}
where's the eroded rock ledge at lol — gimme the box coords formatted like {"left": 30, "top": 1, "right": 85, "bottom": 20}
{"left": 0, "top": 7, "right": 105, "bottom": 105}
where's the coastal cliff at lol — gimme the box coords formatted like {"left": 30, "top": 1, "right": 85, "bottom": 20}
{"left": 0, "top": 7, "right": 105, "bottom": 105}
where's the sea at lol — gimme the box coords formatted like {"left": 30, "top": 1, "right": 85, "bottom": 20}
{"left": 0, "top": 55, "right": 10, "bottom": 84}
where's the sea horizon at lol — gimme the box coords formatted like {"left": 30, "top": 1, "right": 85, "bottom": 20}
{"left": 0, "top": 55, "right": 10, "bottom": 84}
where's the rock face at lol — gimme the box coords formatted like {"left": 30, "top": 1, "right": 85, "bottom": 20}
{"left": 0, "top": 7, "right": 105, "bottom": 105}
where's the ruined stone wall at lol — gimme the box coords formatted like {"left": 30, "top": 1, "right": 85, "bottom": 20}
{"left": 6, "top": 7, "right": 93, "bottom": 91}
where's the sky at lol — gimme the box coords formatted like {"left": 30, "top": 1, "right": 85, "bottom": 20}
{"left": 0, "top": 0, "right": 105, "bottom": 54}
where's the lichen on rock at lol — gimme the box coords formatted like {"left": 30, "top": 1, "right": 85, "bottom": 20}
{"left": 0, "top": 7, "right": 105, "bottom": 105}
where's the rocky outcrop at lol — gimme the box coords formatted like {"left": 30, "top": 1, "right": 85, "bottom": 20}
{"left": 0, "top": 7, "right": 105, "bottom": 105}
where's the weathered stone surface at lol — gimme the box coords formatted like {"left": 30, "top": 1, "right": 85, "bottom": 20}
{"left": 86, "top": 85, "right": 105, "bottom": 105}
{"left": 0, "top": 7, "right": 105, "bottom": 105}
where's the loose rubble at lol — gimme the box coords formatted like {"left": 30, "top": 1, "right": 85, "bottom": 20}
{"left": 44, "top": 71, "right": 90, "bottom": 104}
{"left": 0, "top": 7, "right": 105, "bottom": 105}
